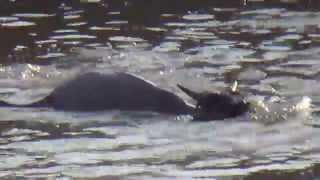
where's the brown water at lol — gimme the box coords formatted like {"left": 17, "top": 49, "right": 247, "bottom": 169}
{"left": 0, "top": 1, "right": 320, "bottom": 179}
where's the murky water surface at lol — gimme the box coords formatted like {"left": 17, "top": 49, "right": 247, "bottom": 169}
{"left": 1, "top": 1, "right": 320, "bottom": 179}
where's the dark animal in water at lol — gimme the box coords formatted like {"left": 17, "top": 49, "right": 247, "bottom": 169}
{"left": 0, "top": 72, "right": 250, "bottom": 121}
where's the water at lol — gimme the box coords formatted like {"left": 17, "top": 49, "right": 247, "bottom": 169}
{"left": 0, "top": 1, "right": 320, "bottom": 179}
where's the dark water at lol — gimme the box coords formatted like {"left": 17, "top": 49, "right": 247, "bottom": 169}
{"left": 1, "top": 0, "right": 320, "bottom": 179}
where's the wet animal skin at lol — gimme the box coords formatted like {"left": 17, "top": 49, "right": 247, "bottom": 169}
{"left": 0, "top": 72, "right": 250, "bottom": 121}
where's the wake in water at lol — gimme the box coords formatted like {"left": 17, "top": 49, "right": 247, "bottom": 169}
{"left": 248, "top": 95, "right": 312, "bottom": 124}
{"left": 0, "top": 64, "right": 317, "bottom": 178}
{"left": 217, "top": 95, "right": 315, "bottom": 154}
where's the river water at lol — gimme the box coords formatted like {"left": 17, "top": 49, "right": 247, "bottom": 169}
{"left": 0, "top": 1, "right": 320, "bottom": 179}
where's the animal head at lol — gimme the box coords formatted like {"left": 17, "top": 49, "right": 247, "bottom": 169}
{"left": 177, "top": 83, "right": 250, "bottom": 121}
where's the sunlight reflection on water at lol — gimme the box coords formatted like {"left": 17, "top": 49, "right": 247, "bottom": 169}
{"left": 0, "top": 5, "right": 320, "bottom": 179}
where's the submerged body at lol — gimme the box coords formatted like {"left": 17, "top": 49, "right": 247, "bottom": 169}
{"left": 0, "top": 72, "right": 250, "bottom": 121}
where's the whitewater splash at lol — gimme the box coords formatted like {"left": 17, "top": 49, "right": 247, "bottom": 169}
{"left": 0, "top": 49, "right": 317, "bottom": 179}
{"left": 249, "top": 95, "right": 312, "bottom": 124}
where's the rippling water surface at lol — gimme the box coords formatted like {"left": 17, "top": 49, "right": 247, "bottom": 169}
{"left": 1, "top": 1, "right": 320, "bottom": 179}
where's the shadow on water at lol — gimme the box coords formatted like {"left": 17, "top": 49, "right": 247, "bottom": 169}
{"left": 246, "top": 165, "right": 320, "bottom": 180}
{"left": 0, "top": 0, "right": 319, "bottom": 61}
